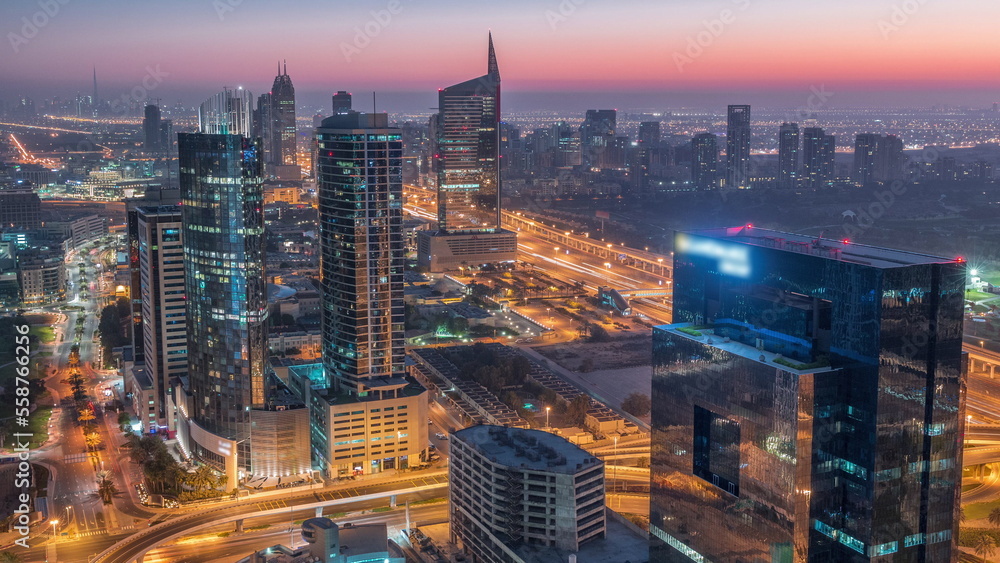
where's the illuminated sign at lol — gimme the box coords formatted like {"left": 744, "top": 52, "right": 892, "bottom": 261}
{"left": 676, "top": 234, "right": 751, "bottom": 278}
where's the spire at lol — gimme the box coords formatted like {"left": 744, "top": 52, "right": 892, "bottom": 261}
{"left": 487, "top": 32, "right": 499, "bottom": 80}
{"left": 92, "top": 65, "right": 98, "bottom": 103}
{"left": 283, "top": 60, "right": 287, "bottom": 75}
{"left": 278, "top": 61, "right": 281, "bottom": 76}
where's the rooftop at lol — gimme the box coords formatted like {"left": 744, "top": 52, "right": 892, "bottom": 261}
{"left": 517, "top": 510, "right": 649, "bottom": 563}
{"left": 682, "top": 226, "right": 958, "bottom": 269}
{"left": 453, "top": 425, "right": 602, "bottom": 475}
{"left": 655, "top": 323, "right": 840, "bottom": 375}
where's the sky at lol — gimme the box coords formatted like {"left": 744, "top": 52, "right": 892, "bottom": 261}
{"left": 2, "top": 0, "right": 999, "bottom": 112}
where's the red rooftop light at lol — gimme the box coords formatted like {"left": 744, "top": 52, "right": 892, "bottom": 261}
{"left": 842, "top": 239, "right": 850, "bottom": 244}
{"left": 746, "top": 224, "right": 753, "bottom": 229}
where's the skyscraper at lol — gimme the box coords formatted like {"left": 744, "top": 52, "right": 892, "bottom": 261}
{"left": 580, "top": 109, "right": 617, "bottom": 168}
{"left": 726, "top": 104, "right": 751, "bottom": 189}
{"left": 332, "top": 90, "right": 352, "bottom": 115}
{"left": 639, "top": 121, "right": 662, "bottom": 145}
{"left": 143, "top": 104, "right": 161, "bottom": 152}
{"left": 854, "top": 133, "right": 880, "bottom": 185}
{"left": 269, "top": 62, "right": 298, "bottom": 178}
{"left": 691, "top": 132, "right": 719, "bottom": 190}
{"left": 650, "top": 226, "right": 965, "bottom": 562}
{"left": 136, "top": 205, "right": 185, "bottom": 430}
{"left": 199, "top": 87, "right": 254, "bottom": 135}
{"left": 417, "top": 34, "right": 517, "bottom": 272}
{"left": 803, "top": 126, "right": 836, "bottom": 188}
{"left": 778, "top": 122, "right": 799, "bottom": 188}
{"left": 313, "top": 111, "right": 428, "bottom": 476}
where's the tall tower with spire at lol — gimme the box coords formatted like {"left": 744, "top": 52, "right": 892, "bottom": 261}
{"left": 92, "top": 66, "right": 99, "bottom": 116}
{"left": 417, "top": 33, "right": 517, "bottom": 271}
{"left": 258, "top": 61, "right": 298, "bottom": 179}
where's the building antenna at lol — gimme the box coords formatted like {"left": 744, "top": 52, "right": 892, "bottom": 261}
{"left": 373, "top": 91, "right": 377, "bottom": 114}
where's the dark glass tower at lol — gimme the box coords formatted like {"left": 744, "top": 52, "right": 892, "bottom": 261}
{"left": 270, "top": 62, "right": 296, "bottom": 169}
{"left": 332, "top": 90, "right": 352, "bottom": 115}
{"left": 143, "top": 104, "right": 161, "bottom": 152}
{"left": 726, "top": 104, "right": 751, "bottom": 189}
{"left": 854, "top": 133, "right": 879, "bottom": 185}
{"left": 316, "top": 112, "right": 405, "bottom": 393}
{"left": 778, "top": 122, "right": 799, "bottom": 189}
{"left": 435, "top": 33, "right": 502, "bottom": 233}
{"left": 691, "top": 132, "right": 719, "bottom": 190}
{"left": 650, "top": 226, "right": 966, "bottom": 562}
{"left": 179, "top": 128, "right": 267, "bottom": 462}
{"left": 803, "top": 126, "right": 836, "bottom": 188}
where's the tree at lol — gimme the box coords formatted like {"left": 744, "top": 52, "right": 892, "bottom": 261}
{"left": 0, "top": 551, "right": 24, "bottom": 563}
{"left": 96, "top": 471, "right": 118, "bottom": 504}
{"left": 973, "top": 533, "right": 996, "bottom": 560}
{"left": 84, "top": 433, "right": 103, "bottom": 451}
{"left": 78, "top": 408, "right": 96, "bottom": 423}
{"left": 117, "top": 411, "right": 132, "bottom": 431}
{"left": 621, "top": 392, "right": 652, "bottom": 417}
{"left": 186, "top": 465, "right": 220, "bottom": 493}
{"left": 566, "top": 395, "right": 591, "bottom": 426}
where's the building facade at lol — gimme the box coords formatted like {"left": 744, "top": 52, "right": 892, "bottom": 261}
{"left": 0, "top": 188, "right": 41, "bottom": 230}
{"left": 313, "top": 112, "right": 429, "bottom": 476}
{"left": 418, "top": 34, "right": 516, "bottom": 272}
{"left": 725, "top": 105, "right": 751, "bottom": 189}
{"left": 691, "top": 133, "right": 719, "bottom": 190}
{"left": 136, "top": 205, "right": 186, "bottom": 428}
{"left": 803, "top": 127, "right": 836, "bottom": 189}
{"left": 778, "top": 122, "right": 800, "bottom": 189}
{"left": 450, "top": 425, "right": 606, "bottom": 562}
{"left": 650, "top": 226, "right": 966, "bottom": 562}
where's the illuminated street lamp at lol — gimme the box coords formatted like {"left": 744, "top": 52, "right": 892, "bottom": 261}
{"left": 546, "top": 406, "right": 551, "bottom": 429}
{"left": 50, "top": 519, "right": 59, "bottom": 540}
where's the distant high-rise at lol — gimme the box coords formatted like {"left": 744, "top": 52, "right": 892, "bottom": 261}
{"left": 331, "top": 90, "right": 352, "bottom": 115}
{"left": 269, "top": 62, "right": 298, "bottom": 178}
{"left": 580, "top": 109, "right": 617, "bottom": 168}
{"left": 778, "top": 122, "right": 799, "bottom": 188}
{"left": 159, "top": 119, "right": 173, "bottom": 153}
{"left": 0, "top": 188, "right": 41, "bottom": 230}
{"left": 691, "top": 132, "right": 719, "bottom": 190}
{"left": 726, "top": 104, "right": 751, "bottom": 189}
{"left": 651, "top": 226, "right": 966, "bottom": 562}
{"left": 313, "top": 111, "right": 428, "bottom": 475}
{"left": 143, "top": 104, "right": 162, "bottom": 152}
{"left": 418, "top": 33, "right": 517, "bottom": 272}
{"left": 639, "top": 121, "right": 661, "bottom": 145}
{"left": 854, "top": 133, "right": 880, "bottom": 185}
{"left": 875, "top": 134, "right": 905, "bottom": 184}
{"left": 803, "top": 126, "right": 836, "bottom": 188}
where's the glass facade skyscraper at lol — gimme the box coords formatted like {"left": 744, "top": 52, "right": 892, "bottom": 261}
{"left": 179, "top": 131, "right": 267, "bottom": 468}
{"left": 778, "top": 122, "right": 799, "bottom": 189}
{"left": 691, "top": 133, "right": 719, "bottom": 190}
{"left": 316, "top": 111, "right": 405, "bottom": 392}
{"left": 650, "top": 226, "right": 965, "bottom": 562}
{"left": 435, "top": 33, "right": 502, "bottom": 234}
{"left": 803, "top": 127, "right": 836, "bottom": 189}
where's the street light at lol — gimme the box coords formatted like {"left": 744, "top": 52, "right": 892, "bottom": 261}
{"left": 545, "top": 406, "right": 551, "bottom": 430}
{"left": 50, "top": 519, "right": 59, "bottom": 540}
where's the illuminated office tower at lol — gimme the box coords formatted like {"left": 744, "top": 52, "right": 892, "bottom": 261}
{"left": 580, "top": 109, "right": 617, "bottom": 168}
{"left": 854, "top": 133, "right": 880, "bottom": 185}
{"left": 312, "top": 111, "right": 428, "bottom": 476}
{"left": 175, "top": 89, "right": 311, "bottom": 489}
{"left": 691, "top": 132, "right": 719, "bottom": 190}
{"left": 269, "top": 62, "right": 298, "bottom": 179}
{"left": 417, "top": 33, "right": 517, "bottom": 272}
{"left": 726, "top": 104, "right": 751, "bottom": 189}
{"left": 778, "top": 122, "right": 799, "bottom": 188}
{"left": 650, "top": 226, "right": 965, "bottom": 562}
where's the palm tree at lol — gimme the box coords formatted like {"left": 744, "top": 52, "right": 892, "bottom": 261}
{"left": 117, "top": 411, "right": 131, "bottom": 431}
{"left": 990, "top": 507, "right": 1000, "bottom": 529}
{"left": 973, "top": 533, "right": 996, "bottom": 561}
{"left": 96, "top": 472, "right": 118, "bottom": 505}
{"left": 78, "top": 408, "right": 95, "bottom": 423}
{"left": 0, "top": 551, "right": 24, "bottom": 563}
{"left": 84, "top": 433, "right": 103, "bottom": 451}
{"left": 186, "top": 465, "right": 219, "bottom": 493}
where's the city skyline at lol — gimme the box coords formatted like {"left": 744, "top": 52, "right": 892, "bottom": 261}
{"left": 4, "top": 1, "right": 1000, "bottom": 111}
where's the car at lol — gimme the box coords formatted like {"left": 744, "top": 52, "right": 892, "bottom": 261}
{"left": 435, "top": 432, "right": 448, "bottom": 440}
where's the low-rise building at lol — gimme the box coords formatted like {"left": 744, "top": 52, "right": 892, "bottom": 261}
{"left": 450, "top": 425, "right": 607, "bottom": 562}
